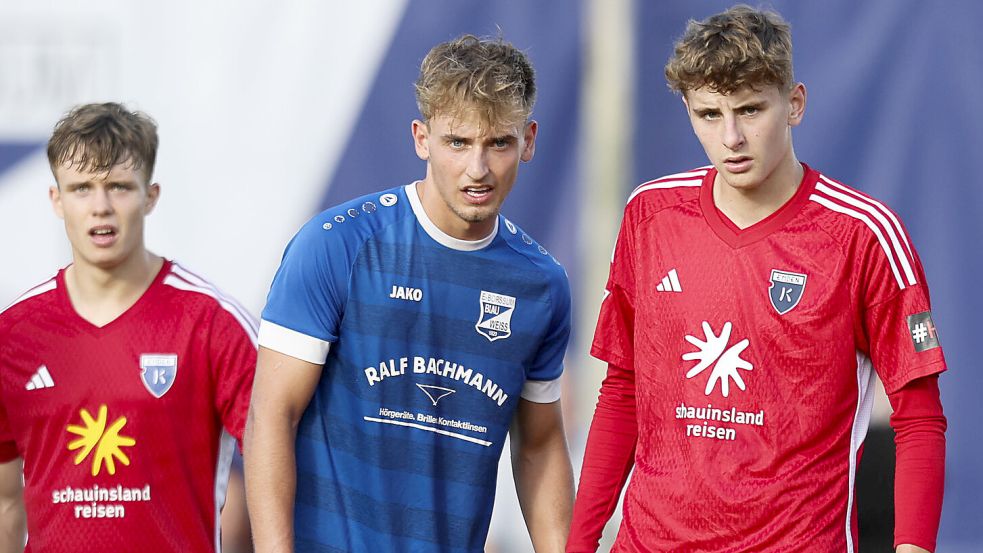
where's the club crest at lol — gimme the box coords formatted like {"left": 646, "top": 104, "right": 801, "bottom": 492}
{"left": 768, "top": 270, "right": 807, "bottom": 315}
{"left": 475, "top": 290, "right": 516, "bottom": 342}
{"left": 139, "top": 354, "right": 178, "bottom": 398}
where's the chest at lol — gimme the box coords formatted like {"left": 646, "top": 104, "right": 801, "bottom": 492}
{"left": 1, "top": 313, "right": 214, "bottom": 435}
{"left": 628, "top": 215, "right": 862, "bottom": 395}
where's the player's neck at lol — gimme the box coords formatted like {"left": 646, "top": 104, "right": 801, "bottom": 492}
{"left": 712, "top": 159, "right": 804, "bottom": 229}
{"left": 64, "top": 250, "right": 164, "bottom": 327}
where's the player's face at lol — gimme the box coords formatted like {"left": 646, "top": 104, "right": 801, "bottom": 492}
{"left": 684, "top": 84, "right": 806, "bottom": 194}
{"left": 412, "top": 109, "right": 537, "bottom": 240}
{"left": 50, "top": 163, "right": 159, "bottom": 272}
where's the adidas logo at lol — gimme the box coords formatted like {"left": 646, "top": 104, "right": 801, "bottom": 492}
{"left": 656, "top": 269, "right": 682, "bottom": 292}
{"left": 25, "top": 365, "right": 55, "bottom": 390}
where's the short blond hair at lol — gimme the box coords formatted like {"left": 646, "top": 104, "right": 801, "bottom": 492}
{"left": 415, "top": 35, "right": 536, "bottom": 128}
{"left": 665, "top": 4, "right": 794, "bottom": 95}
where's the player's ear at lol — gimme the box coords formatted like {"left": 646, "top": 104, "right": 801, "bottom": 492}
{"left": 787, "top": 83, "right": 806, "bottom": 127}
{"left": 144, "top": 182, "right": 161, "bottom": 215}
{"left": 520, "top": 120, "right": 538, "bottom": 162}
{"left": 412, "top": 119, "right": 430, "bottom": 161}
{"left": 49, "top": 185, "right": 64, "bottom": 219}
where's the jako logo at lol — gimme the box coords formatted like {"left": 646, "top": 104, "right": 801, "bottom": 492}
{"left": 389, "top": 285, "right": 423, "bottom": 302}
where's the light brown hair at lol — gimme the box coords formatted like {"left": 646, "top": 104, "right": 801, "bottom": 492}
{"left": 665, "top": 4, "right": 794, "bottom": 96}
{"left": 415, "top": 34, "right": 536, "bottom": 128}
{"left": 47, "top": 102, "right": 159, "bottom": 182}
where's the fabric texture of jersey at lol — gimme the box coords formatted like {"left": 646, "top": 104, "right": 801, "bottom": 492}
{"left": 260, "top": 183, "right": 571, "bottom": 552}
{"left": 591, "top": 164, "right": 946, "bottom": 552}
{"left": 0, "top": 260, "right": 257, "bottom": 553}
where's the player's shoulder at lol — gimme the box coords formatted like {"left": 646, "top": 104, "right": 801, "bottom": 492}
{"left": 0, "top": 272, "right": 60, "bottom": 328}
{"left": 160, "top": 260, "right": 258, "bottom": 340}
{"left": 625, "top": 166, "right": 707, "bottom": 216}
{"left": 806, "top": 169, "right": 912, "bottom": 241}
{"left": 298, "top": 185, "right": 412, "bottom": 247}
{"left": 805, "top": 169, "right": 921, "bottom": 288}
{"left": 497, "top": 215, "right": 569, "bottom": 288}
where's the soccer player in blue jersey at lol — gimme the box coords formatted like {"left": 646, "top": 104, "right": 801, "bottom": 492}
{"left": 244, "top": 35, "right": 574, "bottom": 552}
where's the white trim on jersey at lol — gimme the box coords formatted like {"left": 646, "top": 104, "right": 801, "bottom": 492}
{"left": 170, "top": 263, "right": 259, "bottom": 335}
{"left": 819, "top": 175, "right": 915, "bottom": 262}
{"left": 808, "top": 194, "right": 908, "bottom": 289}
{"left": 163, "top": 270, "right": 259, "bottom": 348}
{"left": 520, "top": 377, "right": 562, "bottom": 403}
{"left": 845, "top": 351, "right": 876, "bottom": 553}
{"left": 614, "top": 169, "right": 709, "bottom": 262}
{"left": 0, "top": 276, "right": 57, "bottom": 316}
{"left": 626, "top": 171, "right": 706, "bottom": 205}
{"left": 405, "top": 182, "right": 498, "bottom": 251}
{"left": 213, "top": 430, "right": 236, "bottom": 553}
{"left": 815, "top": 179, "right": 917, "bottom": 286}
{"left": 258, "top": 320, "right": 332, "bottom": 365}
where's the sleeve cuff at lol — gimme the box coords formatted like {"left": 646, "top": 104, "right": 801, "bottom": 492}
{"left": 0, "top": 441, "right": 18, "bottom": 463}
{"left": 258, "top": 320, "right": 332, "bottom": 365}
{"left": 520, "top": 376, "right": 562, "bottom": 403}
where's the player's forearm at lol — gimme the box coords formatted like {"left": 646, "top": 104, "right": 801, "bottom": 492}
{"left": 0, "top": 498, "right": 25, "bottom": 553}
{"left": 567, "top": 363, "right": 637, "bottom": 552}
{"left": 0, "top": 458, "right": 25, "bottom": 553}
{"left": 512, "top": 430, "right": 575, "bottom": 552}
{"left": 243, "top": 406, "right": 299, "bottom": 553}
{"left": 888, "top": 376, "right": 946, "bottom": 553}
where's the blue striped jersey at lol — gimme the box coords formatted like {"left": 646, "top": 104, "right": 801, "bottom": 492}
{"left": 259, "top": 183, "right": 571, "bottom": 552}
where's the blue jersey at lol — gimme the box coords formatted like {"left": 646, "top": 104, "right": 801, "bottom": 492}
{"left": 259, "top": 183, "right": 571, "bottom": 552}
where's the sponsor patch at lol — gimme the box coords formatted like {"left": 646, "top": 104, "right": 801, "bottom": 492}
{"left": 475, "top": 291, "right": 515, "bottom": 342}
{"left": 768, "top": 269, "right": 807, "bottom": 315}
{"left": 139, "top": 354, "right": 178, "bottom": 398}
{"left": 907, "top": 311, "right": 941, "bottom": 352}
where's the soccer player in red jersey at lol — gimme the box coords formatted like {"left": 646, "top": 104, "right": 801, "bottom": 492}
{"left": 0, "top": 103, "right": 257, "bottom": 552}
{"left": 568, "top": 6, "right": 946, "bottom": 553}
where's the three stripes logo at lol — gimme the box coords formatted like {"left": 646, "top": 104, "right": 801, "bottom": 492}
{"left": 25, "top": 365, "right": 55, "bottom": 390}
{"left": 656, "top": 269, "right": 682, "bottom": 293}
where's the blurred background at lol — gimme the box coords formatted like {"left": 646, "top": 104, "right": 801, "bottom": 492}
{"left": 1, "top": 1, "right": 979, "bottom": 551}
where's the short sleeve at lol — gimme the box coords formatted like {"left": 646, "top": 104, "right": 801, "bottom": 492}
{"left": 591, "top": 204, "right": 637, "bottom": 370}
{"left": 209, "top": 306, "right": 259, "bottom": 442}
{"left": 520, "top": 271, "right": 572, "bottom": 403}
{"left": 859, "top": 228, "right": 946, "bottom": 394}
{"left": 0, "top": 403, "right": 18, "bottom": 462}
{"left": 260, "top": 217, "right": 354, "bottom": 364}
{"left": 0, "top": 330, "right": 17, "bottom": 461}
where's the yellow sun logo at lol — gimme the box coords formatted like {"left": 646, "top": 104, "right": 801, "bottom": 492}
{"left": 66, "top": 405, "right": 136, "bottom": 476}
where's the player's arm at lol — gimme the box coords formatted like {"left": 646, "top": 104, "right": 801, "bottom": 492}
{"left": 243, "top": 346, "right": 324, "bottom": 553}
{"left": 888, "top": 375, "right": 946, "bottom": 553}
{"left": 509, "top": 397, "right": 575, "bottom": 552}
{"left": 0, "top": 457, "right": 25, "bottom": 553}
{"left": 896, "top": 546, "right": 931, "bottom": 553}
{"left": 566, "top": 362, "right": 637, "bottom": 553}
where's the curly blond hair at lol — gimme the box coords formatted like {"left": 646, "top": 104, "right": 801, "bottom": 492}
{"left": 665, "top": 5, "right": 794, "bottom": 95}
{"left": 415, "top": 35, "right": 536, "bottom": 128}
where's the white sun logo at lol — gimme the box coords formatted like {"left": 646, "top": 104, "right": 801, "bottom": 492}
{"left": 682, "top": 321, "right": 754, "bottom": 397}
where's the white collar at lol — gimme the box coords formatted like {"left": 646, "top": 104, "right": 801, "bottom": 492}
{"left": 404, "top": 182, "right": 498, "bottom": 251}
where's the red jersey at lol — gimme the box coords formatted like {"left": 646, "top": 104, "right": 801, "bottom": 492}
{"left": 0, "top": 260, "right": 257, "bottom": 553}
{"left": 589, "top": 165, "right": 946, "bottom": 552}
